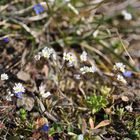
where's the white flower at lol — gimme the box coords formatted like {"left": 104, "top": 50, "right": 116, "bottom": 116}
{"left": 5, "top": 91, "right": 14, "bottom": 101}
{"left": 42, "top": 47, "right": 55, "bottom": 59}
{"left": 63, "top": 52, "right": 76, "bottom": 66}
{"left": 36, "top": 46, "right": 57, "bottom": 60}
{"left": 121, "top": 10, "right": 132, "bottom": 21}
{"left": 89, "top": 66, "right": 97, "bottom": 73}
{"left": 113, "top": 62, "right": 125, "bottom": 72}
{"left": 117, "top": 74, "right": 127, "bottom": 84}
{"left": 63, "top": 52, "right": 72, "bottom": 61}
{"left": 80, "top": 66, "right": 89, "bottom": 74}
{"left": 80, "top": 66, "right": 96, "bottom": 74}
{"left": 125, "top": 105, "right": 133, "bottom": 112}
{"left": 39, "top": 85, "right": 51, "bottom": 98}
{"left": 13, "top": 83, "right": 25, "bottom": 94}
{"left": 1, "top": 73, "right": 8, "bottom": 81}
{"left": 80, "top": 51, "right": 87, "bottom": 62}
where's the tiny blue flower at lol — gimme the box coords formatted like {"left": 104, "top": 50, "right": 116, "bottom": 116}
{"left": 41, "top": 124, "right": 49, "bottom": 132}
{"left": 15, "top": 92, "right": 24, "bottom": 99}
{"left": 123, "top": 71, "right": 132, "bottom": 78}
{"left": 33, "top": 4, "right": 44, "bottom": 15}
{"left": 3, "top": 37, "right": 9, "bottom": 43}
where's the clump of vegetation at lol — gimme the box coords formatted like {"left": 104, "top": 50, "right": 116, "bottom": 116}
{"left": 87, "top": 93, "right": 108, "bottom": 114}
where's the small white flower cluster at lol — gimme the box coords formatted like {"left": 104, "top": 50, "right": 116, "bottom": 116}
{"left": 13, "top": 83, "right": 25, "bottom": 94}
{"left": 35, "top": 46, "right": 56, "bottom": 60}
{"left": 116, "top": 74, "right": 127, "bottom": 84}
{"left": 79, "top": 51, "right": 97, "bottom": 75}
{"left": 63, "top": 51, "right": 96, "bottom": 75}
{"left": 125, "top": 105, "right": 133, "bottom": 112}
{"left": 1, "top": 73, "right": 26, "bottom": 100}
{"left": 63, "top": 52, "right": 76, "bottom": 67}
{"left": 5, "top": 91, "right": 14, "bottom": 101}
{"left": 80, "top": 51, "right": 87, "bottom": 62}
{"left": 80, "top": 66, "right": 96, "bottom": 74}
{"left": 39, "top": 85, "right": 51, "bottom": 98}
{"left": 42, "top": 47, "right": 55, "bottom": 59}
{"left": 1, "top": 73, "right": 9, "bottom": 81}
{"left": 113, "top": 62, "right": 125, "bottom": 73}
{"left": 121, "top": 10, "right": 132, "bottom": 21}
{"left": 113, "top": 62, "right": 127, "bottom": 84}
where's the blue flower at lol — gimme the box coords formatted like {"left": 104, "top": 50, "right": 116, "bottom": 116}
{"left": 33, "top": 4, "right": 44, "bottom": 15}
{"left": 41, "top": 124, "right": 49, "bottom": 132}
{"left": 15, "top": 92, "right": 24, "bottom": 99}
{"left": 3, "top": 37, "right": 9, "bottom": 43}
{"left": 123, "top": 71, "right": 132, "bottom": 78}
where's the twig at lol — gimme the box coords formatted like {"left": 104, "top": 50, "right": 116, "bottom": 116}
{"left": 4, "top": 1, "right": 47, "bottom": 16}
{"left": 10, "top": 18, "right": 39, "bottom": 43}
{"left": 12, "top": 5, "right": 34, "bottom": 16}
{"left": 17, "top": 13, "right": 48, "bottom": 23}
{"left": 44, "top": 111, "right": 58, "bottom": 122}
{"left": 81, "top": 42, "right": 112, "bottom": 65}
{"left": 96, "top": 39, "right": 137, "bottom": 71}
{"left": 116, "top": 30, "right": 135, "bottom": 65}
